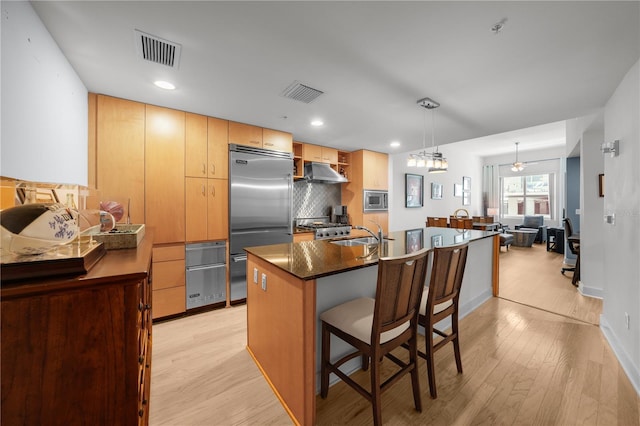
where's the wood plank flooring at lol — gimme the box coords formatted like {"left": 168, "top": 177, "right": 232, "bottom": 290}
{"left": 150, "top": 243, "right": 638, "bottom": 425}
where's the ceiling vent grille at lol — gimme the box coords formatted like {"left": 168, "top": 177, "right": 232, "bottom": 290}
{"left": 281, "top": 81, "right": 324, "bottom": 104}
{"left": 134, "top": 29, "right": 181, "bottom": 69}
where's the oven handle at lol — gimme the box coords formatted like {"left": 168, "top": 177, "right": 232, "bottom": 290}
{"left": 231, "top": 255, "right": 248, "bottom": 263}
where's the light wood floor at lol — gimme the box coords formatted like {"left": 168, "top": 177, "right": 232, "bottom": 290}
{"left": 150, "top": 244, "right": 638, "bottom": 425}
{"left": 498, "top": 242, "right": 602, "bottom": 325}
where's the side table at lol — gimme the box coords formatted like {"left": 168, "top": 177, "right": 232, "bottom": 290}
{"left": 547, "top": 227, "right": 565, "bottom": 254}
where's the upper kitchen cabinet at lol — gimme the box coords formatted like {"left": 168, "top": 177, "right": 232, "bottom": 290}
{"left": 208, "top": 117, "right": 229, "bottom": 178}
{"left": 228, "top": 121, "right": 262, "bottom": 149}
{"left": 185, "top": 114, "right": 229, "bottom": 179}
{"left": 263, "top": 128, "right": 293, "bottom": 152}
{"left": 95, "top": 95, "right": 145, "bottom": 224}
{"left": 185, "top": 113, "right": 208, "bottom": 178}
{"left": 185, "top": 177, "right": 228, "bottom": 242}
{"left": 302, "top": 143, "right": 337, "bottom": 164}
{"left": 361, "top": 150, "right": 388, "bottom": 190}
{"left": 145, "top": 105, "right": 186, "bottom": 244}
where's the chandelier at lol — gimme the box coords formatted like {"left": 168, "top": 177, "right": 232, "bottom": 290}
{"left": 407, "top": 97, "right": 448, "bottom": 173}
{"left": 511, "top": 142, "right": 525, "bottom": 172}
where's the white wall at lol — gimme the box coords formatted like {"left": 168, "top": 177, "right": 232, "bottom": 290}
{"left": 579, "top": 127, "right": 605, "bottom": 298}
{"left": 1, "top": 1, "right": 88, "bottom": 185}
{"left": 389, "top": 143, "right": 483, "bottom": 232}
{"left": 599, "top": 60, "right": 640, "bottom": 394}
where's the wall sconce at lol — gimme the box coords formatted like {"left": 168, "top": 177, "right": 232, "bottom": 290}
{"left": 600, "top": 140, "right": 619, "bottom": 157}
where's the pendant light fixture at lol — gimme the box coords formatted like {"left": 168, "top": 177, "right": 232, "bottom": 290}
{"left": 406, "top": 97, "right": 448, "bottom": 173}
{"left": 511, "top": 142, "right": 525, "bottom": 172}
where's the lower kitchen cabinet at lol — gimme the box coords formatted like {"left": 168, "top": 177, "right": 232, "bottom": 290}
{"left": 0, "top": 233, "right": 154, "bottom": 425}
{"left": 152, "top": 243, "right": 185, "bottom": 320}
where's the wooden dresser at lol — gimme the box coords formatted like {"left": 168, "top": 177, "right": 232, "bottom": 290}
{"left": 1, "top": 231, "right": 154, "bottom": 425}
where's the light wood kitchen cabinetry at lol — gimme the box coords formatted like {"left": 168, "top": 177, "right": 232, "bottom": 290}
{"left": 293, "top": 232, "right": 314, "bottom": 243}
{"left": 152, "top": 244, "right": 185, "bottom": 319}
{"left": 185, "top": 113, "right": 208, "bottom": 178}
{"left": 145, "top": 105, "right": 185, "bottom": 244}
{"left": 263, "top": 128, "right": 293, "bottom": 152}
{"left": 95, "top": 95, "right": 146, "bottom": 224}
{"left": 303, "top": 143, "right": 337, "bottom": 164}
{"left": 1, "top": 233, "right": 154, "bottom": 425}
{"left": 292, "top": 142, "right": 303, "bottom": 179}
{"left": 342, "top": 149, "right": 388, "bottom": 234}
{"left": 229, "top": 121, "right": 262, "bottom": 148}
{"left": 185, "top": 177, "right": 229, "bottom": 242}
{"left": 362, "top": 150, "right": 388, "bottom": 190}
{"left": 208, "top": 117, "right": 229, "bottom": 178}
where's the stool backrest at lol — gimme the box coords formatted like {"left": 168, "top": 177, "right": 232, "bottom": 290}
{"left": 373, "top": 249, "right": 429, "bottom": 340}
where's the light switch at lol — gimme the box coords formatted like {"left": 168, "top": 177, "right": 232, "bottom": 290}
{"left": 253, "top": 268, "right": 258, "bottom": 284}
{"left": 261, "top": 273, "right": 267, "bottom": 291}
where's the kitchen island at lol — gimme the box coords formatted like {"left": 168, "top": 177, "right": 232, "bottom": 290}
{"left": 245, "top": 227, "right": 499, "bottom": 425}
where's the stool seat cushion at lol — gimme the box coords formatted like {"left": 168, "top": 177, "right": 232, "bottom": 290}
{"left": 419, "top": 287, "right": 452, "bottom": 316}
{"left": 320, "top": 297, "right": 409, "bottom": 345}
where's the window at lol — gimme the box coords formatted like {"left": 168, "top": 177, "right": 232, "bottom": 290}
{"left": 501, "top": 173, "right": 554, "bottom": 219}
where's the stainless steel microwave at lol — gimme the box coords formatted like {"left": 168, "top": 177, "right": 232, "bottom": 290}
{"left": 363, "top": 190, "right": 388, "bottom": 212}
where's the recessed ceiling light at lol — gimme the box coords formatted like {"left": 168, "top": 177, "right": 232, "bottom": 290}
{"left": 390, "top": 141, "right": 401, "bottom": 148}
{"left": 310, "top": 119, "right": 324, "bottom": 127}
{"left": 154, "top": 80, "right": 175, "bottom": 90}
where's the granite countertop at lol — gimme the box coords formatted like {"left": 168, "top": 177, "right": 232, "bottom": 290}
{"left": 245, "top": 227, "right": 497, "bottom": 281}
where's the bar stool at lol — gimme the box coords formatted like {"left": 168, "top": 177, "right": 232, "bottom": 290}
{"left": 320, "top": 248, "right": 429, "bottom": 426}
{"left": 418, "top": 243, "right": 469, "bottom": 399}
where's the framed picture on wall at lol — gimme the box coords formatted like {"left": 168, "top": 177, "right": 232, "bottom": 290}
{"left": 462, "top": 191, "right": 471, "bottom": 206}
{"left": 405, "top": 173, "right": 423, "bottom": 207}
{"left": 462, "top": 176, "right": 471, "bottom": 191}
{"left": 454, "top": 183, "right": 463, "bottom": 197}
{"left": 431, "top": 182, "right": 443, "bottom": 200}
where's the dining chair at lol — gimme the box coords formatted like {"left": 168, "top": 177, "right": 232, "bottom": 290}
{"left": 418, "top": 243, "right": 469, "bottom": 399}
{"left": 561, "top": 217, "right": 580, "bottom": 285}
{"left": 449, "top": 218, "right": 472, "bottom": 229}
{"left": 320, "top": 248, "right": 429, "bottom": 426}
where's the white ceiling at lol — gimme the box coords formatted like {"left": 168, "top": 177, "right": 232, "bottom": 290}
{"left": 30, "top": 1, "right": 639, "bottom": 157}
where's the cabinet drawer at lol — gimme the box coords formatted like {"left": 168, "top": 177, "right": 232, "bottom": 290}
{"left": 152, "top": 287, "right": 185, "bottom": 319}
{"left": 153, "top": 244, "right": 185, "bottom": 262}
{"left": 152, "top": 260, "right": 185, "bottom": 290}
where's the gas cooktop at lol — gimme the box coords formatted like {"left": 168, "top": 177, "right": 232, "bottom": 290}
{"left": 295, "top": 217, "right": 352, "bottom": 240}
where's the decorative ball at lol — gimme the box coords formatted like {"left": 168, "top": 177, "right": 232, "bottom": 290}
{"left": 99, "top": 200, "right": 124, "bottom": 222}
{"left": 0, "top": 203, "right": 78, "bottom": 255}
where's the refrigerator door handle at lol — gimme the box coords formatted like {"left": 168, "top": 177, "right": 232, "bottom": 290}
{"left": 232, "top": 255, "right": 248, "bottom": 262}
{"left": 287, "top": 173, "right": 293, "bottom": 234}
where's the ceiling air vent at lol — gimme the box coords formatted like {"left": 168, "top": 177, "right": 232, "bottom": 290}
{"left": 281, "top": 81, "right": 324, "bottom": 104}
{"left": 134, "top": 29, "right": 181, "bottom": 69}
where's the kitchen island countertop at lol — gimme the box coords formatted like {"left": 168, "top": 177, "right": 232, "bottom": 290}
{"left": 245, "top": 227, "right": 497, "bottom": 281}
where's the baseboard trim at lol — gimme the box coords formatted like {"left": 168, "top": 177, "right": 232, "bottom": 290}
{"left": 578, "top": 283, "right": 603, "bottom": 299}
{"left": 600, "top": 315, "right": 640, "bottom": 396}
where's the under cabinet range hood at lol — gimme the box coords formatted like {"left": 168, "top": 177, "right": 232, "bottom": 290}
{"left": 303, "top": 162, "right": 348, "bottom": 183}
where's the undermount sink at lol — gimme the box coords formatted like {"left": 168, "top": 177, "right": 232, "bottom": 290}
{"left": 330, "top": 237, "right": 387, "bottom": 246}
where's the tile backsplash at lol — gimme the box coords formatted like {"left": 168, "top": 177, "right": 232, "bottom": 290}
{"left": 293, "top": 181, "right": 341, "bottom": 219}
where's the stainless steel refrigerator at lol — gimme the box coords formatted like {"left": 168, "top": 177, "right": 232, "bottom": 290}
{"left": 229, "top": 144, "right": 293, "bottom": 302}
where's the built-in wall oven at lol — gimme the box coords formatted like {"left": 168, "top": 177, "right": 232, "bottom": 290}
{"left": 186, "top": 241, "right": 226, "bottom": 309}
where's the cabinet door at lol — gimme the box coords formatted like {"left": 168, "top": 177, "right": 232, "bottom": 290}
{"left": 321, "top": 147, "right": 338, "bottom": 164}
{"left": 229, "top": 121, "right": 262, "bottom": 148}
{"left": 302, "top": 143, "right": 323, "bottom": 162}
{"left": 185, "top": 113, "right": 208, "bottom": 178}
{"left": 362, "top": 150, "right": 388, "bottom": 190}
{"left": 208, "top": 117, "right": 229, "bottom": 179}
{"left": 96, "top": 95, "right": 145, "bottom": 223}
{"left": 263, "top": 128, "right": 292, "bottom": 152}
{"left": 145, "top": 105, "right": 185, "bottom": 244}
{"left": 185, "top": 177, "right": 208, "bottom": 242}
{"left": 363, "top": 212, "right": 388, "bottom": 236}
{"left": 208, "top": 179, "right": 229, "bottom": 241}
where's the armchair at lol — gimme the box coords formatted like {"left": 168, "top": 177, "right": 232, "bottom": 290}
{"left": 514, "top": 215, "right": 547, "bottom": 243}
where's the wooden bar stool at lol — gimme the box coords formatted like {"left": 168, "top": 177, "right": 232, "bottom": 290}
{"left": 418, "top": 243, "right": 469, "bottom": 399}
{"left": 426, "top": 217, "right": 448, "bottom": 227}
{"left": 320, "top": 248, "right": 429, "bottom": 426}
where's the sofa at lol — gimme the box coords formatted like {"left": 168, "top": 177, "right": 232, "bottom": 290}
{"left": 515, "top": 215, "right": 547, "bottom": 243}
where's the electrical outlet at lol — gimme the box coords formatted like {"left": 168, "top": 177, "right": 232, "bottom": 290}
{"left": 261, "top": 273, "right": 267, "bottom": 291}
{"left": 253, "top": 268, "right": 258, "bottom": 284}
{"left": 625, "top": 312, "right": 630, "bottom": 329}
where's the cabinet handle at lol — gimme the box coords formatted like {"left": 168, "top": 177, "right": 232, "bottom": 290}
{"left": 264, "top": 142, "right": 273, "bottom": 146}
{"left": 210, "top": 164, "right": 215, "bottom": 176}
{"left": 139, "top": 410, "right": 144, "bottom": 417}
{"left": 211, "top": 185, "right": 215, "bottom": 197}
{"left": 201, "top": 184, "right": 206, "bottom": 196}
{"left": 139, "top": 356, "right": 145, "bottom": 364}
{"left": 202, "top": 163, "right": 206, "bottom": 175}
